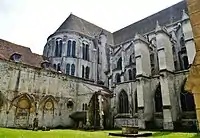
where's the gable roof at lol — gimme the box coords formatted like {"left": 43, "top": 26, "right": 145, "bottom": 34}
{"left": 113, "top": 0, "right": 187, "bottom": 45}
{"left": 54, "top": 14, "right": 114, "bottom": 45}
{"left": 0, "top": 39, "right": 44, "bottom": 68}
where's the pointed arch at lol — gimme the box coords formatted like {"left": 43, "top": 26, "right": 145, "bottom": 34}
{"left": 154, "top": 83, "right": 163, "bottom": 112}
{"left": 85, "top": 66, "right": 90, "bottom": 79}
{"left": 72, "top": 41, "right": 76, "bottom": 57}
{"left": 66, "top": 63, "right": 70, "bottom": 75}
{"left": 67, "top": 40, "right": 72, "bottom": 56}
{"left": 71, "top": 64, "right": 75, "bottom": 76}
{"left": 119, "top": 90, "right": 129, "bottom": 113}
{"left": 180, "top": 79, "right": 195, "bottom": 112}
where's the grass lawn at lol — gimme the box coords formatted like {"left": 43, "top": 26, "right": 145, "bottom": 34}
{"left": 0, "top": 128, "right": 200, "bottom": 138}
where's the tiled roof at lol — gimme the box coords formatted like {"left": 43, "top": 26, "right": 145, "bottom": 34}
{"left": 0, "top": 39, "right": 44, "bottom": 68}
{"left": 113, "top": 0, "right": 187, "bottom": 45}
{"left": 53, "top": 14, "right": 114, "bottom": 45}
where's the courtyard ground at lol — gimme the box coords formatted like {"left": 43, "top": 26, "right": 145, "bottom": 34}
{"left": 0, "top": 128, "right": 200, "bottom": 138}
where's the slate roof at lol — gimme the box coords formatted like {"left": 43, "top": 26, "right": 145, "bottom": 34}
{"left": 0, "top": 39, "right": 44, "bottom": 68}
{"left": 54, "top": 14, "right": 114, "bottom": 45}
{"left": 113, "top": 0, "right": 188, "bottom": 45}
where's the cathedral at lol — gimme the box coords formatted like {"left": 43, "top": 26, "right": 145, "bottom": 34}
{"left": 0, "top": 0, "right": 197, "bottom": 131}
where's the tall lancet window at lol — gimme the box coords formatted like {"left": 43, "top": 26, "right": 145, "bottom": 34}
{"left": 117, "top": 57, "right": 122, "bottom": 70}
{"left": 71, "top": 64, "right": 75, "bottom": 76}
{"left": 72, "top": 41, "right": 76, "bottom": 57}
{"left": 82, "top": 65, "right": 85, "bottom": 78}
{"left": 55, "top": 40, "right": 59, "bottom": 57}
{"left": 67, "top": 40, "right": 71, "bottom": 57}
{"left": 66, "top": 64, "right": 70, "bottom": 75}
{"left": 86, "top": 44, "right": 89, "bottom": 60}
{"left": 154, "top": 83, "right": 163, "bottom": 112}
{"left": 85, "top": 66, "right": 90, "bottom": 79}
{"left": 119, "top": 90, "right": 129, "bottom": 113}
{"left": 59, "top": 39, "right": 62, "bottom": 57}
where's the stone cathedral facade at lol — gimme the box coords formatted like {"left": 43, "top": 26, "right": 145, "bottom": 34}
{"left": 0, "top": 0, "right": 198, "bottom": 131}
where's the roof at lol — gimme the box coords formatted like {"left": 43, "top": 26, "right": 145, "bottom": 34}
{"left": 113, "top": 0, "right": 188, "bottom": 45}
{"left": 0, "top": 39, "right": 44, "bottom": 68}
{"left": 54, "top": 14, "right": 114, "bottom": 45}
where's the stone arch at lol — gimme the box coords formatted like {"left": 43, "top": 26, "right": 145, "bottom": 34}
{"left": 12, "top": 93, "right": 35, "bottom": 128}
{"left": 180, "top": 79, "right": 195, "bottom": 112}
{"left": 39, "top": 95, "right": 58, "bottom": 127}
{"left": 118, "top": 90, "right": 129, "bottom": 114}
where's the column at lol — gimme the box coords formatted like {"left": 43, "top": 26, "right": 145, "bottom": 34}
{"left": 182, "top": 9, "right": 196, "bottom": 65}
{"left": 185, "top": 0, "right": 200, "bottom": 131}
{"left": 93, "top": 49, "right": 97, "bottom": 83}
{"left": 98, "top": 94, "right": 104, "bottom": 129}
{"left": 134, "top": 33, "right": 152, "bottom": 129}
{"left": 156, "top": 21, "right": 178, "bottom": 130}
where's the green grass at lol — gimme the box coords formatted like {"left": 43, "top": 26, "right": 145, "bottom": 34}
{"left": 0, "top": 128, "right": 199, "bottom": 138}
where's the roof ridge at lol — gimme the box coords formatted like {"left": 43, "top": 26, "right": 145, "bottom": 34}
{"left": 0, "top": 38, "right": 32, "bottom": 52}
{"left": 113, "top": 0, "right": 185, "bottom": 34}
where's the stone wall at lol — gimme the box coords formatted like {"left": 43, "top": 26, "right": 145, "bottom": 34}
{"left": 0, "top": 59, "right": 110, "bottom": 128}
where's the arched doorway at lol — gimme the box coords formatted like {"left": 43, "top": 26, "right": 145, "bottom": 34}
{"left": 88, "top": 92, "right": 109, "bottom": 129}
{"left": 180, "top": 81, "right": 195, "bottom": 112}
{"left": 153, "top": 83, "right": 163, "bottom": 129}
{"left": 180, "top": 79, "right": 196, "bottom": 131}
{"left": 89, "top": 93, "right": 100, "bottom": 128}
{"left": 154, "top": 83, "right": 163, "bottom": 113}
{"left": 118, "top": 90, "right": 129, "bottom": 114}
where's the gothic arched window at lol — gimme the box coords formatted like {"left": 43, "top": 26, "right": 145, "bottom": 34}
{"left": 117, "top": 57, "right": 122, "bottom": 70}
{"left": 85, "top": 66, "right": 90, "bottom": 79}
{"left": 180, "top": 80, "right": 195, "bottom": 112}
{"left": 82, "top": 65, "right": 85, "bottom": 78}
{"left": 71, "top": 64, "right": 75, "bottom": 76}
{"left": 67, "top": 40, "right": 71, "bottom": 57}
{"left": 55, "top": 40, "right": 59, "bottom": 57}
{"left": 59, "top": 40, "right": 62, "bottom": 57}
{"left": 66, "top": 64, "right": 70, "bottom": 75}
{"left": 129, "top": 55, "right": 132, "bottom": 64}
{"left": 128, "top": 69, "right": 133, "bottom": 80}
{"left": 119, "top": 90, "right": 129, "bottom": 113}
{"left": 154, "top": 83, "right": 163, "bottom": 112}
{"left": 86, "top": 44, "right": 89, "bottom": 60}
{"left": 82, "top": 43, "right": 85, "bottom": 60}
{"left": 115, "top": 73, "right": 121, "bottom": 83}
{"left": 72, "top": 41, "right": 76, "bottom": 57}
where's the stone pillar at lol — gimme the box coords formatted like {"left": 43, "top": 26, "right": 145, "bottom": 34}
{"left": 98, "top": 94, "right": 104, "bottom": 129}
{"left": 133, "top": 34, "right": 152, "bottom": 129}
{"left": 182, "top": 9, "right": 196, "bottom": 65}
{"left": 185, "top": 0, "right": 200, "bottom": 131}
{"left": 156, "top": 21, "right": 178, "bottom": 130}
{"left": 93, "top": 49, "right": 97, "bottom": 83}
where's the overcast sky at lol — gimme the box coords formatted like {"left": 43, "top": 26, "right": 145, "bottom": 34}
{"left": 0, "top": 0, "right": 182, "bottom": 55}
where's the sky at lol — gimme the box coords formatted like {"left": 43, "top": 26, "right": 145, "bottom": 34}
{"left": 0, "top": 0, "right": 182, "bottom": 55}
